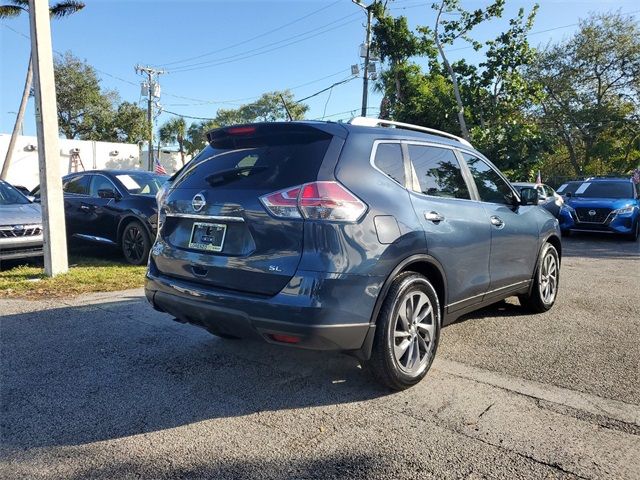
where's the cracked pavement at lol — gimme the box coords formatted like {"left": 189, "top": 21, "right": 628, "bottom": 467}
{"left": 1, "top": 233, "right": 639, "bottom": 479}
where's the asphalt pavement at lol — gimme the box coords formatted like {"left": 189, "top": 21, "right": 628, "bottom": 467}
{"left": 1, "top": 233, "right": 639, "bottom": 479}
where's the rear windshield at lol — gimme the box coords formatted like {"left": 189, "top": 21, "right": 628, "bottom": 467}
{"left": 573, "top": 181, "right": 635, "bottom": 199}
{"left": 172, "top": 130, "right": 332, "bottom": 191}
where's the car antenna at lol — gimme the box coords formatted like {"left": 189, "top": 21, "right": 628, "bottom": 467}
{"left": 279, "top": 94, "right": 293, "bottom": 121}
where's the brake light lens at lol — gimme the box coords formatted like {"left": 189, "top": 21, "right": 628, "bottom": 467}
{"left": 260, "top": 186, "right": 303, "bottom": 219}
{"left": 225, "top": 126, "right": 256, "bottom": 135}
{"left": 260, "top": 181, "right": 367, "bottom": 222}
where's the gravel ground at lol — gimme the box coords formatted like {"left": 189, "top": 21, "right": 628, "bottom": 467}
{"left": 1, "top": 233, "right": 638, "bottom": 479}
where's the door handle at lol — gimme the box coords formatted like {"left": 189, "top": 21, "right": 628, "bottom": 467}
{"left": 490, "top": 215, "right": 505, "bottom": 228}
{"left": 425, "top": 211, "right": 445, "bottom": 223}
{"left": 80, "top": 204, "right": 90, "bottom": 211}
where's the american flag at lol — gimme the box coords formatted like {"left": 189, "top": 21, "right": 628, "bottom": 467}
{"left": 154, "top": 155, "right": 167, "bottom": 175}
{"left": 535, "top": 170, "right": 542, "bottom": 185}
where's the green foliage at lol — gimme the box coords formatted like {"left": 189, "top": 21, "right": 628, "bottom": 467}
{"left": 159, "top": 117, "right": 187, "bottom": 165}
{"left": 54, "top": 52, "right": 148, "bottom": 143}
{"left": 214, "top": 90, "right": 308, "bottom": 126}
{"left": 185, "top": 119, "right": 217, "bottom": 157}
{"left": 0, "top": 0, "right": 85, "bottom": 19}
{"left": 372, "top": 2, "right": 543, "bottom": 178}
{"left": 531, "top": 12, "right": 640, "bottom": 177}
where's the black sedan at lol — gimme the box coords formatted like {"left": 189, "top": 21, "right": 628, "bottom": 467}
{"left": 33, "top": 170, "right": 168, "bottom": 265}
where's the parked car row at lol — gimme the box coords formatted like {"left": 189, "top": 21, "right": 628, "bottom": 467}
{"left": 511, "top": 178, "right": 639, "bottom": 241}
{"left": 0, "top": 171, "right": 168, "bottom": 265}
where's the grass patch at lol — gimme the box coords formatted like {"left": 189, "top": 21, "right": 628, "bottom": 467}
{"left": 0, "top": 254, "right": 146, "bottom": 299}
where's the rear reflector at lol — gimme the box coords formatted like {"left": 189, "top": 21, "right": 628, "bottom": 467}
{"left": 260, "top": 181, "right": 367, "bottom": 222}
{"left": 270, "top": 334, "right": 301, "bottom": 344}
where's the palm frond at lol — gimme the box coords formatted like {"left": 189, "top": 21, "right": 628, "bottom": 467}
{"left": 9, "top": 0, "right": 29, "bottom": 7}
{"left": 49, "top": 0, "right": 84, "bottom": 19}
{"left": 0, "top": 5, "right": 25, "bottom": 18}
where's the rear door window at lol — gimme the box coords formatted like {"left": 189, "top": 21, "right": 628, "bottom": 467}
{"left": 373, "top": 142, "right": 405, "bottom": 186}
{"left": 408, "top": 144, "right": 471, "bottom": 199}
{"left": 63, "top": 175, "right": 90, "bottom": 195}
{"left": 174, "top": 129, "right": 333, "bottom": 191}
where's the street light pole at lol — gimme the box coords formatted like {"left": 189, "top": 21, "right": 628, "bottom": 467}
{"left": 353, "top": 0, "right": 374, "bottom": 117}
{"left": 28, "top": 0, "right": 68, "bottom": 276}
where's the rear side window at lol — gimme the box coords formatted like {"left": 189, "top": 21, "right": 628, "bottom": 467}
{"left": 373, "top": 143, "right": 405, "bottom": 186}
{"left": 174, "top": 129, "right": 332, "bottom": 191}
{"left": 63, "top": 175, "right": 90, "bottom": 195}
{"left": 463, "top": 154, "right": 516, "bottom": 205}
{"left": 408, "top": 145, "right": 470, "bottom": 199}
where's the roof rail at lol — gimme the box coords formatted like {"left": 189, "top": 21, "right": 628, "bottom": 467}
{"left": 348, "top": 116, "right": 473, "bottom": 148}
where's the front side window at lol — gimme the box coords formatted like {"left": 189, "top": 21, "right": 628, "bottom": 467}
{"left": 463, "top": 154, "right": 516, "bottom": 205}
{"left": 408, "top": 145, "right": 470, "bottom": 199}
{"left": 90, "top": 175, "right": 118, "bottom": 197}
{"left": 63, "top": 175, "right": 90, "bottom": 195}
{"left": 373, "top": 142, "right": 405, "bottom": 186}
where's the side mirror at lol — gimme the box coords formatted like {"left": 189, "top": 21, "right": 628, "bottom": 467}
{"left": 98, "top": 188, "right": 118, "bottom": 199}
{"left": 520, "top": 187, "right": 539, "bottom": 206}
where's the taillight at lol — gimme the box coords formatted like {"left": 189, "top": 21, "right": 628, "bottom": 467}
{"left": 260, "top": 181, "right": 367, "bottom": 222}
{"left": 260, "top": 186, "right": 303, "bottom": 219}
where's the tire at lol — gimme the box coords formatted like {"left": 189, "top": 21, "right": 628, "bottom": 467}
{"left": 519, "top": 243, "right": 560, "bottom": 313}
{"left": 365, "top": 272, "right": 441, "bottom": 391}
{"left": 121, "top": 220, "right": 151, "bottom": 265}
{"left": 626, "top": 220, "right": 639, "bottom": 242}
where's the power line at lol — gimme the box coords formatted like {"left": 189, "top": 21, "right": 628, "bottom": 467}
{"left": 156, "top": 0, "right": 343, "bottom": 68}
{"left": 167, "top": 15, "right": 361, "bottom": 73}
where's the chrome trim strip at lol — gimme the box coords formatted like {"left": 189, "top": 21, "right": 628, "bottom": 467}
{"left": 446, "top": 280, "right": 531, "bottom": 309}
{"left": 166, "top": 213, "right": 245, "bottom": 223}
{"left": 73, "top": 234, "right": 117, "bottom": 245}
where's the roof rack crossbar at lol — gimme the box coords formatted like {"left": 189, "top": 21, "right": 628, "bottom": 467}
{"left": 348, "top": 117, "right": 473, "bottom": 148}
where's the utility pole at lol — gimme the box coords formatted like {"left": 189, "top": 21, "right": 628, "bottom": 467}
{"left": 28, "top": 0, "right": 68, "bottom": 276}
{"left": 135, "top": 65, "right": 165, "bottom": 171}
{"left": 353, "top": 0, "right": 374, "bottom": 117}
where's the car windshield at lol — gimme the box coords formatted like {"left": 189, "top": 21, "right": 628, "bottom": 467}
{"left": 0, "top": 181, "right": 30, "bottom": 205}
{"left": 573, "top": 181, "right": 635, "bottom": 199}
{"left": 115, "top": 173, "right": 168, "bottom": 196}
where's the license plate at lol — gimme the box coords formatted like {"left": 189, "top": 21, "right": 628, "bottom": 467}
{"left": 188, "top": 222, "right": 227, "bottom": 252}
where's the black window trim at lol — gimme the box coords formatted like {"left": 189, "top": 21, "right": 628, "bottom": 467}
{"left": 369, "top": 139, "right": 411, "bottom": 189}
{"left": 402, "top": 140, "right": 476, "bottom": 203}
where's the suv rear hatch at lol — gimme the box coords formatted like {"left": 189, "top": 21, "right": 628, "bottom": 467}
{"left": 155, "top": 122, "right": 344, "bottom": 296}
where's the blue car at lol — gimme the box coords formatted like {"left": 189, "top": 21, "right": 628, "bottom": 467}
{"left": 558, "top": 178, "right": 639, "bottom": 241}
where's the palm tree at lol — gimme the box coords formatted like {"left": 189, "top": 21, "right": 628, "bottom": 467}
{"left": 0, "top": 0, "right": 85, "bottom": 180}
{"left": 159, "top": 117, "right": 187, "bottom": 166}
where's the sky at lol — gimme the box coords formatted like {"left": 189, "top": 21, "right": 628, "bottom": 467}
{"left": 1, "top": 0, "right": 638, "bottom": 141}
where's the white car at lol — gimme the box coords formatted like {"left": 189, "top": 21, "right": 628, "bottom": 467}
{"left": 0, "top": 180, "right": 44, "bottom": 262}
{"left": 512, "top": 182, "right": 564, "bottom": 218}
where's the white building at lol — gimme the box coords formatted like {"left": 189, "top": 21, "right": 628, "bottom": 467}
{"left": 0, "top": 134, "right": 143, "bottom": 190}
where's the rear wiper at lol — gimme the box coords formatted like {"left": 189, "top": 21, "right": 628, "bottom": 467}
{"left": 205, "top": 166, "right": 268, "bottom": 186}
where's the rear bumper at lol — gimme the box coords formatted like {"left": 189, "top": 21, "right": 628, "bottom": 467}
{"left": 145, "top": 264, "right": 382, "bottom": 351}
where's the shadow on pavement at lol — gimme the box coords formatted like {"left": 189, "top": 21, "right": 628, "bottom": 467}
{"left": 0, "top": 299, "right": 389, "bottom": 450}
{"left": 561, "top": 232, "right": 639, "bottom": 259}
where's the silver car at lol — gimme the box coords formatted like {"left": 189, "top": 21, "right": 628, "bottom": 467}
{"left": 0, "top": 180, "right": 44, "bottom": 262}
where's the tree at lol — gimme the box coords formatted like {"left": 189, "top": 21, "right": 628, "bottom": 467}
{"left": 0, "top": 0, "right": 85, "bottom": 179}
{"left": 185, "top": 119, "right": 218, "bottom": 157}
{"left": 431, "top": 0, "right": 505, "bottom": 140}
{"left": 159, "top": 117, "right": 187, "bottom": 166}
{"left": 54, "top": 52, "right": 117, "bottom": 140}
{"left": 531, "top": 12, "right": 640, "bottom": 177}
{"left": 215, "top": 90, "right": 308, "bottom": 126}
{"left": 111, "top": 102, "right": 149, "bottom": 143}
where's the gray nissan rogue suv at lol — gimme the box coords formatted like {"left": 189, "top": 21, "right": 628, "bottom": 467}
{"left": 145, "top": 117, "right": 561, "bottom": 389}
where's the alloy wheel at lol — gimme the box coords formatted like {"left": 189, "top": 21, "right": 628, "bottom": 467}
{"left": 123, "top": 225, "right": 145, "bottom": 263}
{"left": 539, "top": 251, "right": 558, "bottom": 304}
{"left": 393, "top": 290, "right": 436, "bottom": 376}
